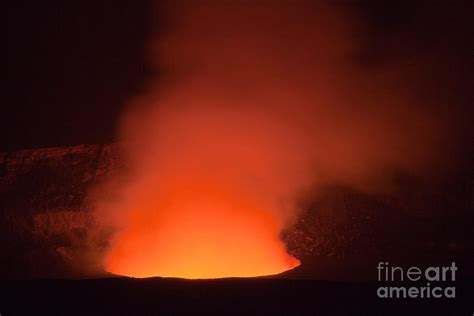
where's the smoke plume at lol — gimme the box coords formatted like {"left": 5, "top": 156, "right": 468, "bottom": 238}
{"left": 98, "top": 1, "right": 453, "bottom": 278}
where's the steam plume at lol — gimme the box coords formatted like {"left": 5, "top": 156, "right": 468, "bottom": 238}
{"left": 99, "top": 1, "right": 452, "bottom": 278}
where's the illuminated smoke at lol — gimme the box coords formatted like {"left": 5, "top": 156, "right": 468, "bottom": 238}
{"left": 98, "top": 1, "right": 451, "bottom": 278}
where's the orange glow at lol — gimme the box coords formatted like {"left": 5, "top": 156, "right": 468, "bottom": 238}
{"left": 105, "top": 184, "right": 299, "bottom": 278}
{"left": 103, "top": 105, "right": 306, "bottom": 278}
{"left": 98, "top": 1, "right": 448, "bottom": 279}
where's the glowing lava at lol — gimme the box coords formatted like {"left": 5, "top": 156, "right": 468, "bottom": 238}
{"left": 105, "top": 183, "right": 300, "bottom": 278}
{"left": 102, "top": 103, "right": 307, "bottom": 279}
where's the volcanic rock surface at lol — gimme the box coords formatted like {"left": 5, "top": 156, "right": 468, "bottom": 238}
{"left": 1, "top": 144, "right": 473, "bottom": 279}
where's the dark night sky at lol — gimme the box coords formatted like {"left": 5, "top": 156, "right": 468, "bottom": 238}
{"left": 5, "top": 1, "right": 473, "bottom": 151}
{"left": 5, "top": 1, "right": 152, "bottom": 151}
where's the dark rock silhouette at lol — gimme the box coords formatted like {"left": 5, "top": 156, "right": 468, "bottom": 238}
{"left": 1, "top": 144, "right": 473, "bottom": 279}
